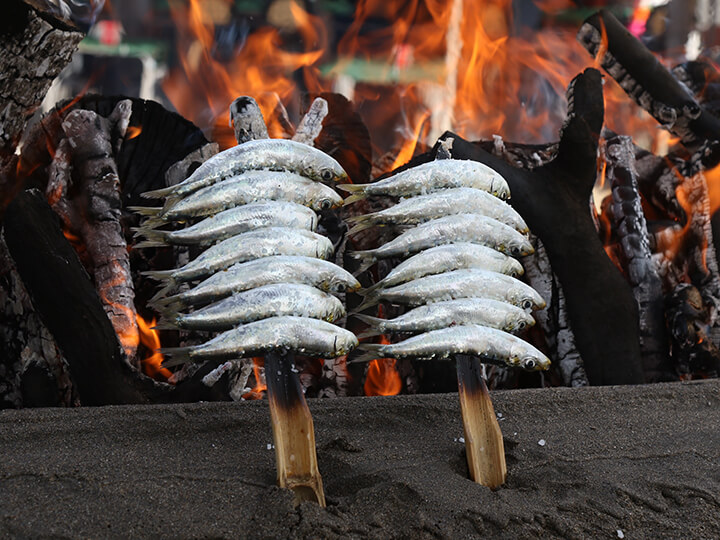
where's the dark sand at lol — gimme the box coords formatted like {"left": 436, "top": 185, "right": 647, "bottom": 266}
{"left": 1, "top": 380, "right": 719, "bottom": 539}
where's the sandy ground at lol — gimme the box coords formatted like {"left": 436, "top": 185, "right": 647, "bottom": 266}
{"left": 1, "top": 379, "right": 719, "bottom": 539}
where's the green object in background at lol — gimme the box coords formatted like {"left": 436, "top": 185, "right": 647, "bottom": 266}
{"left": 322, "top": 57, "right": 445, "bottom": 84}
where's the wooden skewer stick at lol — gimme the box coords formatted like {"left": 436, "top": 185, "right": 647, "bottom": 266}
{"left": 265, "top": 351, "right": 326, "bottom": 507}
{"left": 456, "top": 355, "right": 506, "bottom": 489}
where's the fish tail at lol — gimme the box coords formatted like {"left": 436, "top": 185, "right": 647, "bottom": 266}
{"left": 151, "top": 317, "right": 179, "bottom": 331}
{"left": 359, "top": 280, "right": 385, "bottom": 296}
{"left": 141, "top": 185, "right": 176, "bottom": 199}
{"left": 352, "top": 295, "right": 381, "bottom": 314}
{"left": 141, "top": 269, "right": 175, "bottom": 281}
{"left": 348, "top": 343, "right": 385, "bottom": 364}
{"left": 160, "top": 346, "right": 193, "bottom": 367}
{"left": 357, "top": 328, "right": 382, "bottom": 339}
{"left": 336, "top": 183, "right": 366, "bottom": 194}
{"left": 347, "top": 250, "right": 377, "bottom": 276}
{"left": 132, "top": 226, "right": 170, "bottom": 245}
{"left": 352, "top": 313, "right": 385, "bottom": 327}
{"left": 342, "top": 193, "right": 367, "bottom": 206}
{"left": 128, "top": 206, "right": 162, "bottom": 217}
{"left": 347, "top": 215, "right": 379, "bottom": 236}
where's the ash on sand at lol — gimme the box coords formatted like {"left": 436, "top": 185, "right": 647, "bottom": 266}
{"left": 1, "top": 381, "right": 719, "bottom": 539}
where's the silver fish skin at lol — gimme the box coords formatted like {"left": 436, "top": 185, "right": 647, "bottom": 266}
{"left": 339, "top": 159, "right": 510, "bottom": 202}
{"left": 134, "top": 202, "right": 318, "bottom": 248}
{"left": 159, "top": 255, "right": 361, "bottom": 309}
{"left": 153, "top": 170, "right": 344, "bottom": 221}
{"left": 354, "top": 324, "right": 550, "bottom": 371}
{"left": 347, "top": 188, "right": 527, "bottom": 234}
{"left": 161, "top": 316, "right": 358, "bottom": 366}
{"left": 142, "top": 139, "right": 348, "bottom": 204}
{"left": 143, "top": 227, "right": 334, "bottom": 284}
{"left": 349, "top": 214, "right": 533, "bottom": 266}
{"left": 364, "top": 243, "right": 523, "bottom": 294}
{"left": 358, "top": 268, "right": 546, "bottom": 312}
{"left": 355, "top": 298, "right": 535, "bottom": 336}
{"left": 159, "top": 283, "right": 346, "bottom": 331}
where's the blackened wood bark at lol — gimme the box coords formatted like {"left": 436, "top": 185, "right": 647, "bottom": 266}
{"left": 577, "top": 10, "right": 720, "bottom": 150}
{"left": 229, "top": 96, "right": 269, "bottom": 144}
{"left": 604, "top": 135, "right": 673, "bottom": 382}
{"left": 0, "top": 0, "right": 83, "bottom": 156}
{"left": 523, "top": 235, "right": 588, "bottom": 387}
{"left": 292, "top": 97, "right": 328, "bottom": 146}
{"left": 436, "top": 69, "right": 645, "bottom": 385}
{"left": 61, "top": 102, "right": 139, "bottom": 363}
{"left": 3, "top": 189, "right": 172, "bottom": 405}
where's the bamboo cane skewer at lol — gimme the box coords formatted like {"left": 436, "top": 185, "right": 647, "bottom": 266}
{"left": 456, "top": 354, "right": 506, "bottom": 489}
{"left": 265, "top": 351, "right": 326, "bottom": 507}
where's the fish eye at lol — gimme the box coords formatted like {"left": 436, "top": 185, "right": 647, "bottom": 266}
{"left": 521, "top": 299, "right": 533, "bottom": 310}
{"left": 510, "top": 246, "right": 520, "bottom": 256}
{"left": 522, "top": 358, "right": 537, "bottom": 370}
{"left": 320, "top": 199, "right": 332, "bottom": 210}
{"left": 321, "top": 169, "right": 334, "bottom": 181}
{"left": 499, "top": 191, "right": 507, "bottom": 201}
{"left": 516, "top": 321, "right": 526, "bottom": 331}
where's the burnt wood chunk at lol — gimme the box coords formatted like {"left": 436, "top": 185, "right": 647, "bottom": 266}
{"left": 577, "top": 10, "right": 720, "bottom": 149}
{"left": 604, "top": 135, "right": 673, "bottom": 382}
{"left": 229, "top": 96, "right": 269, "bottom": 144}
{"left": 0, "top": 0, "right": 84, "bottom": 156}
{"left": 438, "top": 68, "right": 645, "bottom": 385}
{"left": 3, "top": 189, "right": 171, "bottom": 405}
{"left": 292, "top": 97, "right": 328, "bottom": 146}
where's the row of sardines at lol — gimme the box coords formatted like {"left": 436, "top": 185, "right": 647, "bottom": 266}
{"left": 342, "top": 159, "right": 551, "bottom": 372}
{"left": 131, "top": 139, "right": 360, "bottom": 365}
{"left": 132, "top": 138, "right": 550, "bottom": 374}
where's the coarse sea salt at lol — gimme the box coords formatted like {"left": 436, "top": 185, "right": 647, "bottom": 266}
{"left": 538, "top": 439, "right": 546, "bottom": 447}
{"left": 617, "top": 530, "right": 624, "bottom": 538}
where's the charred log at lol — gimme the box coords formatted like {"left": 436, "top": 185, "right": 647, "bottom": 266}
{"left": 578, "top": 10, "right": 720, "bottom": 151}
{"left": 3, "top": 189, "right": 170, "bottom": 405}
{"left": 603, "top": 135, "right": 674, "bottom": 382}
{"left": 229, "top": 96, "right": 269, "bottom": 144}
{"left": 292, "top": 97, "right": 328, "bottom": 146}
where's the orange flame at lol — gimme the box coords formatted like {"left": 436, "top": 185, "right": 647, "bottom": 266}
{"left": 126, "top": 126, "right": 142, "bottom": 140}
{"left": 363, "top": 305, "right": 402, "bottom": 396}
{"left": 163, "top": 0, "right": 324, "bottom": 148}
{"left": 242, "top": 357, "right": 266, "bottom": 400}
{"left": 162, "top": 0, "right": 661, "bottom": 158}
{"left": 136, "top": 314, "right": 172, "bottom": 381}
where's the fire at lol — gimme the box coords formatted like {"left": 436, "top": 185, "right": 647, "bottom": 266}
{"left": 364, "top": 306, "right": 402, "bottom": 396}
{"left": 162, "top": 0, "right": 661, "bottom": 158}
{"left": 136, "top": 314, "right": 172, "bottom": 381}
{"left": 242, "top": 357, "right": 267, "bottom": 400}
{"left": 163, "top": 0, "right": 324, "bottom": 148}
{"left": 126, "top": 126, "right": 142, "bottom": 140}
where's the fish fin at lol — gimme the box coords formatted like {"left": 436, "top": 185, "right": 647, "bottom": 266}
{"left": 336, "top": 183, "right": 366, "bottom": 193}
{"left": 347, "top": 343, "right": 385, "bottom": 364}
{"left": 342, "top": 193, "right": 366, "bottom": 205}
{"left": 128, "top": 206, "right": 162, "bottom": 217}
{"left": 141, "top": 269, "right": 175, "bottom": 281}
{"left": 352, "top": 295, "right": 381, "bottom": 313}
{"left": 141, "top": 185, "right": 176, "bottom": 199}
{"left": 160, "top": 347, "right": 193, "bottom": 367}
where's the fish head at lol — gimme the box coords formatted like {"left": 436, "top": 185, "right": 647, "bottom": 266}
{"left": 334, "top": 332, "right": 359, "bottom": 356}
{"left": 310, "top": 191, "right": 344, "bottom": 212}
{"left": 504, "top": 311, "right": 535, "bottom": 333}
{"left": 507, "top": 236, "right": 534, "bottom": 258}
{"left": 508, "top": 344, "right": 550, "bottom": 371}
{"left": 301, "top": 152, "right": 348, "bottom": 183}
{"left": 504, "top": 257, "right": 525, "bottom": 277}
